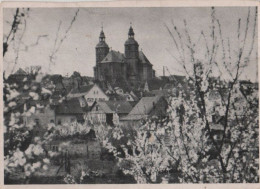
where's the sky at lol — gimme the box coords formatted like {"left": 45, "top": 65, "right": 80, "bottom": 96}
{"left": 3, "top": 7, "right": 258, "bottom": 81}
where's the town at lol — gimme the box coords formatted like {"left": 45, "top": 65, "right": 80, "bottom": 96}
{"left": 4, "top": 7, "right": 259, "bottom": 184}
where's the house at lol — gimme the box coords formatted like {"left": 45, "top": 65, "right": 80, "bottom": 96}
{"left": 67, "top": 83, "right": 109, "bottom": 106}
{"left": 87, "top": 101, "right": 133, "bottom": 125}
{"left": 120, "top": 95, "right": 168, "bottom": 127}
{"left": 55, "top": 98, "right": 88, "bottom": 125}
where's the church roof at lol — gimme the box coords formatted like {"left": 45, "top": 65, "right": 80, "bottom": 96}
{"left": 100, "top": 30, "right": 105, "bottom": 38}
{"left": 101, "top": 50, "right": 125, "bottom": 63}
{"left": 139, "top": 51, "right": 152, "bottom": 65}
{"left": 125, "top": 38, "right": 139, "bottom": 46}
{"left": 96, "top": 41, "right": 109, "bottom": 48}
{"left": 128, "top": 26, "right": 135, "bottom": 36}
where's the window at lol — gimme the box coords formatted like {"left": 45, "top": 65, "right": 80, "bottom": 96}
{"left": 96, "top": 106, "right": 99, "bottom": 111}
{"left": 58, "top": 119, "right": 61, "bottom": 125}
{"left": 40, "top": 109, "right": 44, "bottom": 113}
{"left": 50, "top": 120, "right": 54, "bottom": 123}
{"left": 87, "top": 98, "right": 94, "bottom": 102}
{"left": 96, "top": 90, "right": 98, "bottom": 94}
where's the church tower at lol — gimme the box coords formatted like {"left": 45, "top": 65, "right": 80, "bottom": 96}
{"left": 124, "top": 25, "right": 139, "bottom": 83}
{"left": 94, "top": 27, "right": 109, "bottom": 80}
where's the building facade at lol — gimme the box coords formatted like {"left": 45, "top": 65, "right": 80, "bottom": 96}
{"left": 67, "top": 83, "right": 109, "bottom": 106}
{"left": 94, "top": 26, "right": 155, "bottom": 85}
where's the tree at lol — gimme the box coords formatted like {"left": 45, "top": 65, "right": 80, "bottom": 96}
{"left": 104, "top": 7, "right": 258, "bottom": 183}
{"left": 4, "top": 73, "right": 54, "bottom": 183}
{"left": 3, "top": 8, "right": 80, "bottom": 184}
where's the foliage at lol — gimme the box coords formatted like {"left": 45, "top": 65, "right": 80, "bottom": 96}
{"left": 103, "top": 7, "right": 259, "bottom": 183}
{"left": 4, "top": 74, "right": 56, "bottom": 183}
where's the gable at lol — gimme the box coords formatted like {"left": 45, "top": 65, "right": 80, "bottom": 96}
{"left": 85, "top": 84, "right": 109, "bottom": 100}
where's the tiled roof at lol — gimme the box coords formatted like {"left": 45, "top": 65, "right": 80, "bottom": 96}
{"left": 139, "top": 51, "right": 152, "bottom": 65}
{"left": 101, "top": 50, "right": 125, "bottom": 63}
{"left": 106, "top": 101, "right": 132, "bottom": 114}
{"left": 96, "top": 41, "right": 109, "bottom": 48}
{"left": 125, "top": 95, "right": 162, "bottom": 117}
{"left": 95, "top": 101, "right": 133, "bottom": 114}
{"left": 124, "top": 37, "right": 139, "bottom": 45}
{"left": 96, "top": 101, "right": 113, "bottom": 114}
{"left": 55, "top": 98, "right": 87, "bottom": 114}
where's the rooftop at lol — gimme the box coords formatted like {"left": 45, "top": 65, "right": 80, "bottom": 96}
{"left": 55, "top": 98, "right": 87, "bottom": 114}
{"left": 93, "top": 100, "right": 133, "bottom": 114}
{"left": 127, "top": 95, "right": 163, "bottom": 116}
{"left": 101, "top": 50, "right": 125, "bottom": 63}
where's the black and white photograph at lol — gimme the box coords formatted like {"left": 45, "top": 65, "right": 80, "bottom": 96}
{"left": 3, "top": 3, "right": 259, "bottom": 185}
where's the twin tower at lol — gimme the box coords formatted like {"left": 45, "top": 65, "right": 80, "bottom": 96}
{"left": 94, "top": 25, "right": 155, "bottom": 85}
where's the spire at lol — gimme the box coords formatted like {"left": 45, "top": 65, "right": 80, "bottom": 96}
{"left": 99, "top": 24, "right": 105, "bottom": 42}
{"left": 128, "top": 23, "right": 135, "bottom": 38}
{"left": 96, "top": 24, "right": 109, "bottom": 48}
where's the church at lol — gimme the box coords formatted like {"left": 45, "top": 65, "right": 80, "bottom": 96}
{"left": 93, "top": 25, "right": 155, "bottom": 85}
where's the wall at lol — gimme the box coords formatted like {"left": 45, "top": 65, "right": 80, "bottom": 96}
{"left": 84, "top": 84, "right": 109, "bottom": 106}
{"left": 87, "top": 104, "right": 107, "bottom": 124}
{"left": 97, "top": 62, "right": 127, "bottom": 82}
